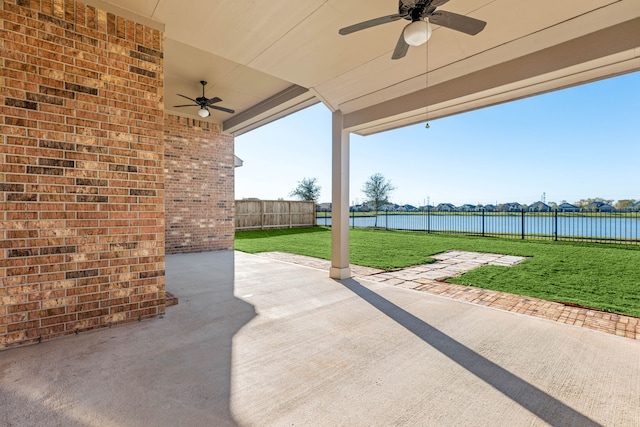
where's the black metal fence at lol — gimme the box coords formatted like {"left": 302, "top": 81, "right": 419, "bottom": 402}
{"left": 316, "top": 209, "right": 640, "bottom": 245}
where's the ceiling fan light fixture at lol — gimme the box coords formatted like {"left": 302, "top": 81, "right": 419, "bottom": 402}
{"left": 198, "top": 107, "right": 210, "bottom": 118}
{"left": 403, "top": 20, "right": 432, "bottom": 46}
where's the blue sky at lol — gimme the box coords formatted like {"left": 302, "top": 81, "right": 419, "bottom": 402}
{"left": 235, "top": 71, "right": 640, "bottom": 207}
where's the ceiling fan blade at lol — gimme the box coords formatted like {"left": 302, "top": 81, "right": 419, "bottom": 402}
{"left": 391, "top": 30, "right": 410, "bottom": 60}
{"left": 430, "top": 0, "right": 450, "bottom": 7}
{"left": 428, "top": 10, "right": 486, "bottom": 35}
{"left": 339, "top": 14, "right": 406, "bottom": 35}
{"left": 173, "top": 104, "right": 197, "bottom": 108}
{"left": 210, "top": 105, "right": 235, "bottom": 114}
{"left": 177, "top": 94, "right": 198, "bottom": 104}
{"left": 206, "top": 97, "right": 222, "bottom": 106}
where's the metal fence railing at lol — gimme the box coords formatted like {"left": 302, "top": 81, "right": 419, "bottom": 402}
{"left": 316, "top": 209, "right": 640, "bottom": 245}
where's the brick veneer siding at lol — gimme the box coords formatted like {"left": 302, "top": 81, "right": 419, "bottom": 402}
{"left": 164, "top": 114, "right": 234, "bottom": 254}
{"left": 0, "top": 0, "right": 165, "bottom": 349}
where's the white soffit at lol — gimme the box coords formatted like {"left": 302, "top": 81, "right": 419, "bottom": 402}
{"left": 100, "top": 0, "right": 640, "bottom": 136}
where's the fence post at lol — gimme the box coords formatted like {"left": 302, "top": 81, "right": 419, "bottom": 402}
{"left": 482, "top": 208, "right": 485, "bottom": 237}
{"left": 385, "top": 209, "right": 388, "bottom": 230}
{"left": 554, "top": 209, "right": 558, "bottom": 241}
{"left": 521, "top": 209, "right": 525, "bottom": 240}
{"left": 427, "top": 206, "right": 431, "bottom": 233}
{"left": 351, "top": 209, "right": 354, "bottom": 229}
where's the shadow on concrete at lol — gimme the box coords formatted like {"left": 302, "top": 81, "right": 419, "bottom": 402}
{"left": 339, "top": 278, "right": 603, "bottom": 427}
{"left": 162, "top": 250, "right": 257, "bottom": 426}
{"left": 0, "top": 391, "right": 89, "bottom": 427}
{"left": 0, "top": 250, "right": 256, "bottom": 427}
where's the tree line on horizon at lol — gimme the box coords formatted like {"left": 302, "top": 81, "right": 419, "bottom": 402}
{"left": 289, "top": 176, "right": 639, "bottom": 212}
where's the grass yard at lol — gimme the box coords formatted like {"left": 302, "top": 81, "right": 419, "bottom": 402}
{"left": 235, "top": 227, "right": 640, "bottom": 317}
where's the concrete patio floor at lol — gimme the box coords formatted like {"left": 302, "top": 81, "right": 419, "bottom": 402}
{"left": 1, "top": 250, "right": 639, "bottom": 426}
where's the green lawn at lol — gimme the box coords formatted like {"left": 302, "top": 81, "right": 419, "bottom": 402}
{"left": 235, "top": 227, "right": 640, "bottom": 317}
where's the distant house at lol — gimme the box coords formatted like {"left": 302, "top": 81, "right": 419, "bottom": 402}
{"left": 586, "top": 201, "right": 600, "bottom": 211}
{"left": 498, "top": 202, "right": 522, "bottom": 212}
{"left": 482, "top": 204, "right": 497, "bottom": 212}
{"left": 459, "top": 204, "right": 476, "bottom": 212}
{"left": 587, "top": 201, "right": 615, "bottom": 212}
{"left": 630, "top": 201, "right": 640, "bottom": 212}
{"left": 558, "top": 202, "right": 580, "bottom": 212}
{"left": 528, "top": 201, "right": 551, "bottom": 212}
{"left": 317, "top": 202, "right": 332, "bottom": 212}
{"left": 402, "top": 204, "right": 418, "bottom": 212}
{"left": 379, "top": 203, "right": 397, "bottom": 212}
{"left": 435, "top": 203, "right": 457, "bottom": 212}
{"left": 419, "top": 205, "right": 434, "bottom": 212}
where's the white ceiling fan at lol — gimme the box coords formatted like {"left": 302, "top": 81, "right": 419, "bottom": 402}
{"left": 339, "top": 0, "right": 487, "bottom": 59}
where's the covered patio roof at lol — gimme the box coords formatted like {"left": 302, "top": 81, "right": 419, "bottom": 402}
{"left": 95, "top": 0, "right": 640, "bottom": 278}
{"left": 95, "top": 0, "right": 640, "bottom": 136}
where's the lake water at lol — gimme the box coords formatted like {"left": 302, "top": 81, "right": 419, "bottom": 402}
{"left": 316, "top": 213, "right": 640, "bottom": 242}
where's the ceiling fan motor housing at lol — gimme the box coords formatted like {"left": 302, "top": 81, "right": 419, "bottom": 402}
{"left": 197, "top": 81, "right": 208, "bottom": 106}
{"left": 399, "top": 0, "right": 429, "bottom": 20}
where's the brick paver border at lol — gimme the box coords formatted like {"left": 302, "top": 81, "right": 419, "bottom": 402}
{"left": 256, "top": 251, "right": 639, "bottom": 341}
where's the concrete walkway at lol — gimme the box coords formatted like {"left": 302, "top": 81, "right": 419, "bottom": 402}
{"left": 257, "top": 250, "right": 640, "bottom": 340}
{"left": 1, "top": 250, "right": 639, "bottom": 426}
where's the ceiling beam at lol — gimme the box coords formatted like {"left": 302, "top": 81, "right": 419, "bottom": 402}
{"left": 223, "top": 85, "right": 318, "bottom": 136}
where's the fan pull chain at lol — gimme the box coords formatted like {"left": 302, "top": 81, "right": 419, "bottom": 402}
{"left": 425, "top": 39, "right": 430, "bottom": 129}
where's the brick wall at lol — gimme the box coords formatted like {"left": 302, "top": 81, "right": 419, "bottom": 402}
{"left": 0, "top": 0, "right": 165, "bottom": 349}
{"left": 164, "top": 114, "right": 235, "bottom": 254}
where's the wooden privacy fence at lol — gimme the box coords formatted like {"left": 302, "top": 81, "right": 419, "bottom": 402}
{"left": 236, "top": 200, "right": 316, "bottom": 230}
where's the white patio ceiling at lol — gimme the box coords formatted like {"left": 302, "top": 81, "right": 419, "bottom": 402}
{"left": 96, "top": 0, "right": 640, "bottom": 136}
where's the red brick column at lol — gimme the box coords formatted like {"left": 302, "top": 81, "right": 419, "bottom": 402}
{"left": 164, "top": 115, "right": 235, "bottom": 254}
{"left": 1, "top": 0, "right": 165, "bottom": 348}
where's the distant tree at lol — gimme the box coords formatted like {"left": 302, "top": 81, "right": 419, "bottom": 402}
{"left": 615, "top": 199, "right": 636, "bottom": 210}
{"left": 289, "top": 177, "right": 321, "bottom": 202}
{"left": 362, "top": 173, "right": 396, "bottom": 227}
